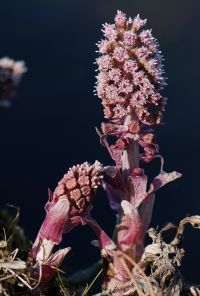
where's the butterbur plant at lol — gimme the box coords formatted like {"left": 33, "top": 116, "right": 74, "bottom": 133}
{"left": 94, "top": 10, "right": 182, "bottom": 291}
{"left": 1, "top": 10, "right": 200, "bottom": 296}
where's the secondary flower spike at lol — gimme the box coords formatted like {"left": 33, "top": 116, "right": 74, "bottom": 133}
{"left": 32, "top": 161, "right": 103, "bottom": 283}
{"left": 95, "top": 10, "right": 166, "bottom": 128}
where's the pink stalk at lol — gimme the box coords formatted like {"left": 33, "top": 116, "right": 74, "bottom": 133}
{"left": 121, "top": 108, "right": 139, "bottom": 176}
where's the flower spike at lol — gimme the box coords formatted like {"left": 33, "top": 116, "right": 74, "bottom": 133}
{"left": 94, "top": 11, "right": 181, "bottom": 290}
{"left": 95, "top": 10, "right": 166, "bottom": 129}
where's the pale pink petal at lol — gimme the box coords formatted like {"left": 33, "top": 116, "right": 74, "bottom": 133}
{"left": 40, "top": 198, "right": 70, "bottom": 244}
{"left": 85, "top": 217, "right": 116, "bottom": 250}
{"left": 116, "top": 201, "right": 142, "bottom": 251}
{"left": 148, "top": 171, "right": 182, "bottom": 196}
{"left": 129, "top": 170, "right": 148, "bottom": 208}
{"left": 39, "top": 247, "right": 71, "bottom": 283}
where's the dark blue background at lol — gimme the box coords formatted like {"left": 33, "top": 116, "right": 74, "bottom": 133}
{"left": 0, "top": 0, "right": 200, "bottom": 284}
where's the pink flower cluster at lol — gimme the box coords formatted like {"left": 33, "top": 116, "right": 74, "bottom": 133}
{"left": 95, "top": 11, "right": 168, "bottom": 166}
{"left": 96, "top": 10, "right": 166, "bottom": 127}
{"left": 52, "top": 161, "right": 103, "bottom": 217}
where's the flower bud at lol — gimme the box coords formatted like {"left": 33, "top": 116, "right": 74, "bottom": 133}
{"left": 53, "top": 161, "right": 103, "bottom": 217}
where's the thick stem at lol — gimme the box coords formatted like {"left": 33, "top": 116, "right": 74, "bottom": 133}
{"left": 121, "top": 107, "right": 139, "bottom": 183}
{"left": 113, "top": 108, "right": 140, "bottom": 262}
